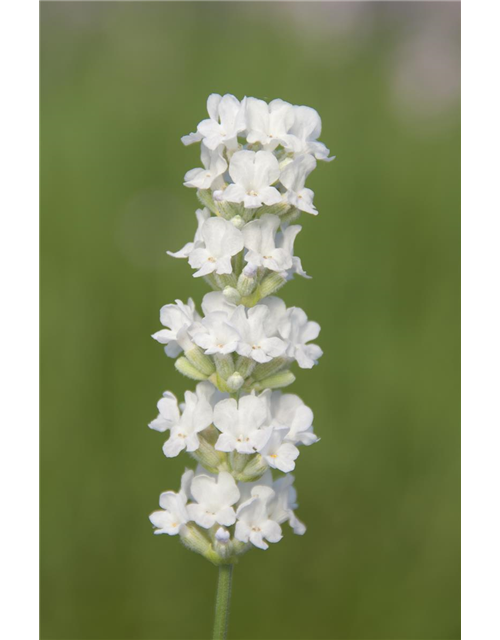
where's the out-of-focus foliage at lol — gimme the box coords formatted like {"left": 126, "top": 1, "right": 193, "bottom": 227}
{"left": 40, "top": 3, "right": 460, "bottom": 639}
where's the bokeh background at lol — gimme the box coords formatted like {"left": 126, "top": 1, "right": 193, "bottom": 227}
{"left": 40, "top": 2, "right": 460, "bottom": 639}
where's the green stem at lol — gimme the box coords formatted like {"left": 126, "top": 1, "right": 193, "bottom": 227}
{"left": 212, "top": 564, "right": 233, "bottom": 640}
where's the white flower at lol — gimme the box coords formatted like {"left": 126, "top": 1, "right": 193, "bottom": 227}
{"left": 162, "top": 384, "right": 214, "bottom": 458}
{"left": 149, "top": 469, "right": 194, "bottom": 535}
{"left": 149, "top": 391, "right": 180, "bottom": 433}
{"left": 275, "top": 224, "right": 311, "bottom": 280}
{"left": 190, "top": 93, "right": 247, "bottom": 151}
{"left": 268, "top": 474, "right": 306, "bottom": 535}
{"left": 235, "top": 486, "right": 282, "bottom": 550}
{"left": 201, "top": 291, "right": 237, "bottom": 317}
{"left": 187, "top": 471, "right": 240, "bottom": 528}
{"left": 280, "top": 154, "right": 318, "bottom": 215}
{"left": 258, "top": 426, "right": 300, "bottom": 473}
{"left": 270, "top": 392, "right": 318, "bottom": 446}
{"left": 188, "top": 217, "right": 244, "bottom": 277}
{"left": 152, "top": 298, "right": 200, "bottom": 357}
{"left": 245, "top": 97, "right": 295, "bottom": 150}
{"left": 192, "top": 311, "right": 241, "bottom": 355}
{"left": 242, "top": 214, "right": 293, "bottom": 272}
{"left": 257, "top": 296, "right": 288, "bottom": 336}
{"left": 282, "top": 105, "right": 334, "bottom": 161}
{"left": 183, "top": 143, "right": 227, "bottom": 190}
{"left": 279, "top": 307, "right": 323, "bottom": 369}
{"left": 167, "top": 208, "right": 211, "bottom": 259}
{"left": 230, "top": 305, "right": 287, "bottom": 363}
{"left": 216, "top": 150, "right": 281, "bottom": 209}
{"left": 237, "top": 471, "right": 306, "bottom": 536}
{"left": 213, "top": 394, "right": 272, "bottom": 454}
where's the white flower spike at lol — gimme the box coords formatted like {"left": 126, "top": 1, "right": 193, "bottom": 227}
{"left": 149, "top": 93, "right": 333, "bottom": 631}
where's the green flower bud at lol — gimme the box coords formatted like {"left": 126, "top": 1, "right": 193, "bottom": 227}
{"left": 230, "top": 215, "right": 245, "bottom": 230}
{"left": 237, "top": 272, "right": 257, "bottom": 297}
{"left": 226, "top": 372, "right": 244, "bottom": 392}
{"left": 185, "top": 346, "right": 216, "bottom": 376}
{"left": 256, "top": 370, "right": 295, "bottom": 390}
{"left": 175, "top": 356, "right": 209, "bottom": 381}
{"left": 223, "top": 286, "right": 241, "bottom": 305}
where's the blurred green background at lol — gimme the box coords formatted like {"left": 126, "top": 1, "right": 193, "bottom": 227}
{"left": 40, "top": 2, "right": 460, "bottom": 639}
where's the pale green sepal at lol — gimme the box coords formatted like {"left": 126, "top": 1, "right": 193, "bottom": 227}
{"left": 217, "top": 201, "right": 245, "bottom": 220}
{"left": 197, "top": 189, "right": 219, "bottom": 215}
{"left": 180, "top": 524, "right": 215, "bottom": 559}
{"left": 215, "top": 273, "right": 237, "bottom": 289}
{"left": 190, "top": 434, "right": 228, "bottom": 473}
{"left": 215, "top": 353, "right": 235, "bottom": 380}
{"left": 255, "top": 201, "right": 290, "bottom": 218}
{"left": 279, "top": 206, "right": 302, "bottom": 225}
{"left": 259, "top": 272, "right": 286, "bottom": 298}
{"left": 252, "top": 356, "right": 288, "bottom": 381}
{"left": 229, "top": 451, "right": 249, "bottom": 474}
{"left": 209, "top": 371, "right": 230, "bottom": 393}
{"left": 235, "top": 356, "right": 256, "bottom": 379}
{"left": 185, "top": 346, "right": 216, "bottom": 376}
{"left": 233, "top": 454, "right": 268, "bottom": 482}
{"left": 255, "top": 370, "right": 296, "bottom": 390}
{"left": 175, "top": 356, "right": 209, "bottom": 381}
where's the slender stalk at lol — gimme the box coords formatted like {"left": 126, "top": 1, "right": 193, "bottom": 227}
{"left": 212, "top": 564, "right": 233, "bottom": 640}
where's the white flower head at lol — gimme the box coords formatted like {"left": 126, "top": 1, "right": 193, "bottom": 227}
{"left": 162, "top": 384, "right": 214, "bottom": 458}
{"left": 216, "top": 150, "right": 282, "bottom": 209}
{"left": 167, "top": 208, "right": 211, "bottom": 260}
{"left": 188, "top": 217, "right": 244, "bottom": 277}
{"left": 152, "top": 298, "right": 200, "bottom": 358}
{"left": 183, "top": 143, "right": 227, "bottom": 190}
{"left": 213, "top": 394, "right": 272, "bottom": 454}
{"left": 243, "top": 214, "right": 293, "bottom": 272}
{"left": 282, "top": 105, "right": 334, "bottom": 162}
{"left": 235, "top": 488, "right": 283, "bottom": 550}
{"left": 187, "top": 471, "right": 240, "bottom": 528}
{"left": 149, "top": 469, "right": 194, "bottom": 535}
{"left": 231, "top": 305, "right": 287, "bottom": 363}
{"left": 192, "top": 93, "right": 247, "bottom": 151}
{"left": 280, "top": 154, "right": 318, "bottom": 215}
{"left": 245, "top": 97, "right": 295, "bottom": 150}
{"left": 279, "top": 307, "right": 323, "bottom": 369}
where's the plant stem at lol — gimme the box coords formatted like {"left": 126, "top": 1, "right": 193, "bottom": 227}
{"left": 212, "top": 564, "right": 233, "bottom": 640}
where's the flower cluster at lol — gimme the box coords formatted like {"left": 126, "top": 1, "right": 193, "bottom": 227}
{"left": 149, "top": 94, "right": 332, "bottom": 564}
